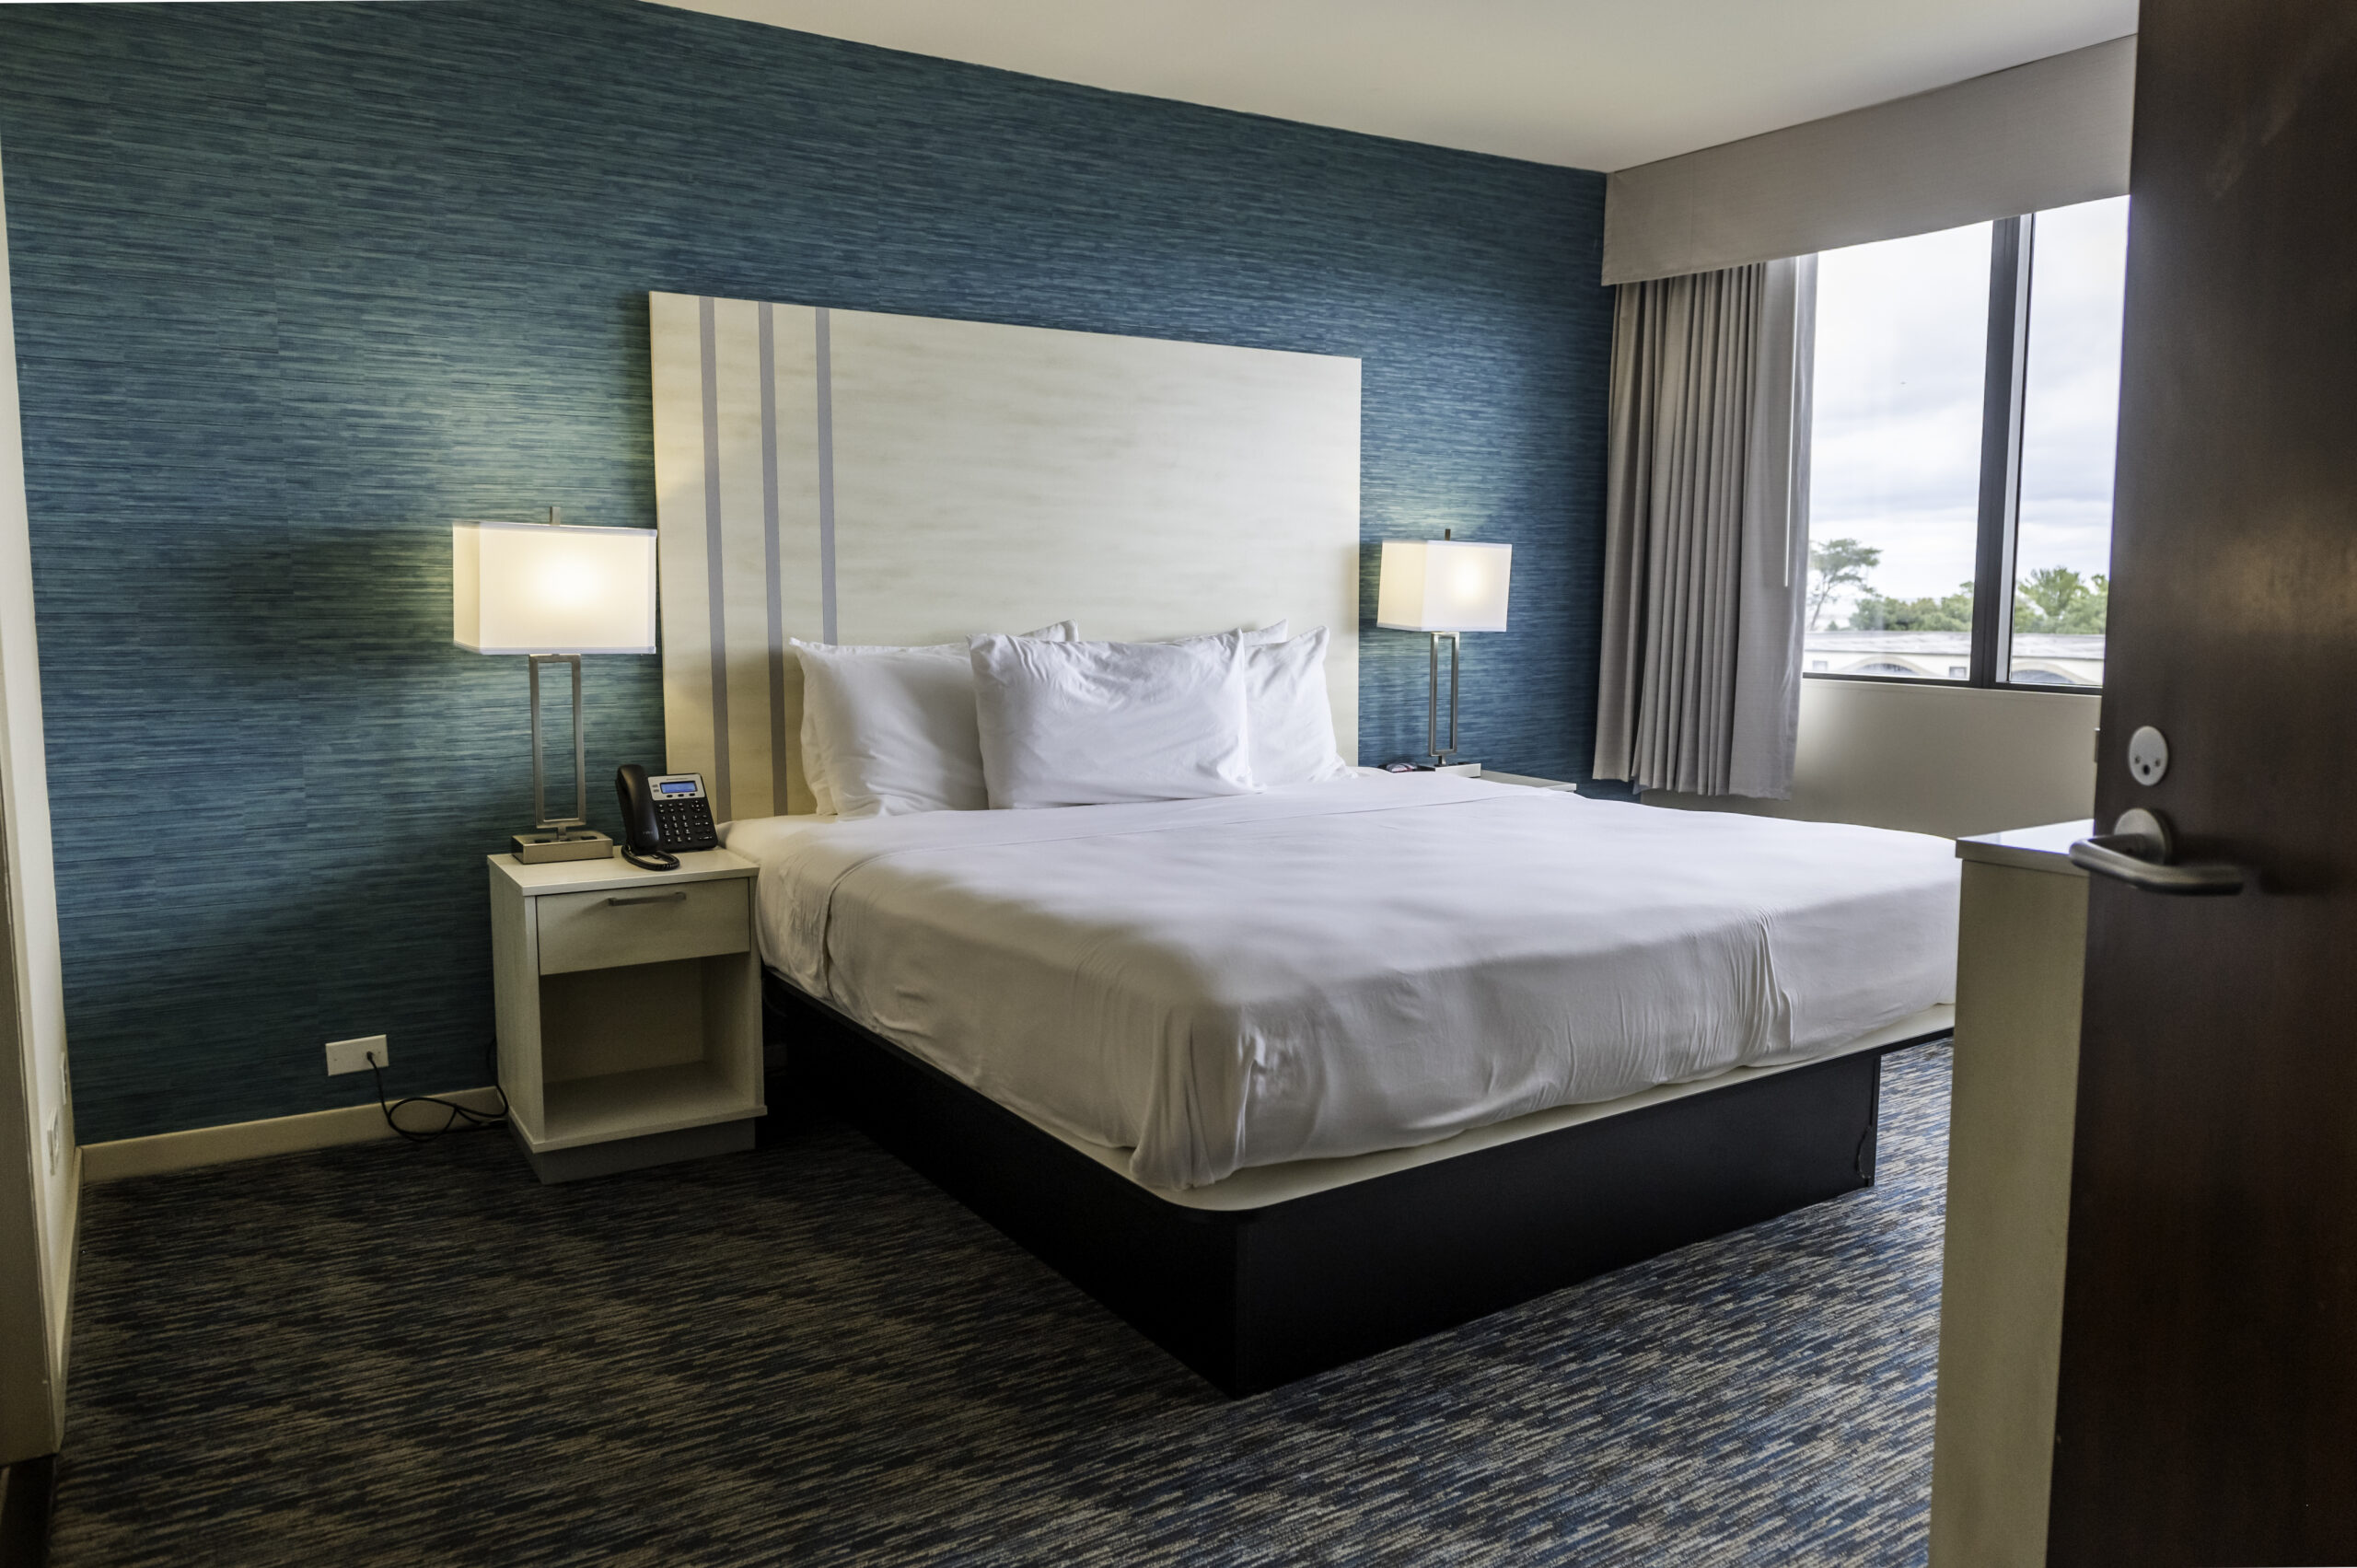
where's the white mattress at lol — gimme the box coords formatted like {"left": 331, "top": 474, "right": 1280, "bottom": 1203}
{"left": 729, "top": 775, "right": 1959, "bottom": 1189}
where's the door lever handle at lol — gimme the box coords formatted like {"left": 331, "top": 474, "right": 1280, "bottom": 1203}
{"left": 2068, "top": 807, "right": 2247, "bottom": 895}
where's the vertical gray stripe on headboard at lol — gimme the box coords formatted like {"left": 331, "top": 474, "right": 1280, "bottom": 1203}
{"left": 697, "top": 294, "right": 734, "bottom": 821}
{"left": 814, "top": 306, "right": 839, "bottom": 645}
{"left": 757, "top": 302, "right": 790, "bottom": 816}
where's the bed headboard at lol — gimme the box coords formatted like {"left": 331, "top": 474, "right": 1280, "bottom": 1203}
{"left": 648, "top": 293, "right": 1361, "bottom": 819}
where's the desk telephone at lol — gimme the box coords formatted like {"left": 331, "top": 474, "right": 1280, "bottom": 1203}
{"left": 616, "top": 763, "right": 718, "bottom": 871}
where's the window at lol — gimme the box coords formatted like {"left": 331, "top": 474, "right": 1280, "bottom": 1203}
{"left": 2011, "top": 198, "right": 2129, "bottom": 686}
{"left": 1805, "top": 197, "right": 2130, "bottom": 689}
{"left": 1805, "top": 221, "right": 1991, "bottom": 683}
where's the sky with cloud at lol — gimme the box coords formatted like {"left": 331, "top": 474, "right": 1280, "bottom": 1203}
{"left": 1806, "top": 197, "right": 2130, "bottom": 618}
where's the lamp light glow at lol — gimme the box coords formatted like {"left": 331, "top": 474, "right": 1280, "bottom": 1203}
{"left": 453, "top": 520, "right": 657, "bottom": 655}
{"left": 1376, "top": 539, "right": 1512, "bottom": 633}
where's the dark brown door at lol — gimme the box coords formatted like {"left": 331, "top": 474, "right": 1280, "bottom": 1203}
{"left": 2047, "top": 2, "right": 2357, "bottom": 1562}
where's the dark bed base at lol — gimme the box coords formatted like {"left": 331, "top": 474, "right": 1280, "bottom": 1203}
{"left": 764, "top": 976, "right": 1936, "bottom": 1396}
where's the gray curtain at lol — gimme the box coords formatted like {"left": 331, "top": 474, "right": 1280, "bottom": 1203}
{"left": 1592, "top": 255, "right": 1816, "bottom": 797}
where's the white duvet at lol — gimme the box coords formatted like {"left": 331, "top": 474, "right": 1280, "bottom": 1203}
{"left": 740, "top": 775, "right": 1958, "bottom": 1189}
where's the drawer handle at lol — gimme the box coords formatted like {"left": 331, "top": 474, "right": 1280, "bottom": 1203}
{"left": 606, "top": 891, "right": 690, "bottom": 907}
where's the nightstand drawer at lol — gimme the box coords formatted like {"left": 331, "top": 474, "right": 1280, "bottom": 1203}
{"left": 536, "top": 877, "right": 750, "bottom": 975}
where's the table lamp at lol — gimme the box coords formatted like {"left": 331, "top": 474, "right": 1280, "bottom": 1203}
{"left": 454, "top": 511, "right": 658, "bottom": 863}
{"left": 1376, "top": 529, "right": 1512, "bottom": 769}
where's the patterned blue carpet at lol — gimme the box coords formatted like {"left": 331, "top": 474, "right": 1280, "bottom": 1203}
{"left": 52, "top": 1042, "right": 1951, "bottom": 1566}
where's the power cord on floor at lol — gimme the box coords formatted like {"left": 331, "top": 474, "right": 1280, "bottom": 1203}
{"left": 368, "top": 1040, "right": 512, "bottom": 1144}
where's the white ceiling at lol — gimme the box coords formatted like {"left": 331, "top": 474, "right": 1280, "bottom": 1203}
{"left": 649, "top": 0, "right": 2137, "bottom": 171}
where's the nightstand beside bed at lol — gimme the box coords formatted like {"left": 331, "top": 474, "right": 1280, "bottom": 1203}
{"left": 488, "top": 848, "right": 765, "bottom": 1183}
{"left": 1357, "top": 764, "right": 1578, "bottom": 787}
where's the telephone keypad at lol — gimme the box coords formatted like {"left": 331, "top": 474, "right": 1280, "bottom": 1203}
{"left": 654, "top": 797, "right": 717, "bottom": 850}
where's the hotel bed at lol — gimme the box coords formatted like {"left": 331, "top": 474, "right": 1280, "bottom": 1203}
{"left": 651, "top": 293, "right": 1956, "bottom": 1391}
{"left": 729, "top": 773, "right": 1956, "bottom": 1390}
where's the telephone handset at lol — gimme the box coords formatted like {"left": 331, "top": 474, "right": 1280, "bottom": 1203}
{"left": 615, "top": 764, "right": 718, "bottom": 872}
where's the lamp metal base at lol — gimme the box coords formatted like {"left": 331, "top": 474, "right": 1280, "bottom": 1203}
{"left": 511, "top": 830, "right": 614, "bottom": 865}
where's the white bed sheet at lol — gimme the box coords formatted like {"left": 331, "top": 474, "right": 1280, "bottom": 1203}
{"left": 737, "top": 775, "right": 1959, "bottom": 1189}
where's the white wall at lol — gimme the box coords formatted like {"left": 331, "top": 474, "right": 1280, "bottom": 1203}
{"left": 1650, "top": 678, "right": 2099, "bottom": 840}
{"left": 0, "top": 140, "right": 74, "bottom": 1463}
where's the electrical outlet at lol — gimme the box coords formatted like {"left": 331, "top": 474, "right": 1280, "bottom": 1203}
{"left": 45, "top": 1109, "right": 61, "bottom": 1177}
{"left": 325, "top": 1034, "right": 389, "bottom": 1076}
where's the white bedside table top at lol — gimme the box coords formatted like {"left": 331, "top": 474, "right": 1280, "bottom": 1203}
{"left": 1480, "top": 771, "right": 1578, "bottom": 791}
{"left": 1354, "top": 765, "right": 1576, "bottom": 790}
{"left": 488, "top": 847, "right": 758, "bottom": 898}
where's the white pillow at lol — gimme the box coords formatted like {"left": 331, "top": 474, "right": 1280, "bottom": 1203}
{"left": 1247, "top": 627, "right": 1353, "bottom": 787}
{"left": 795, "top": 644, "right": 989, "bottom": 817}
{"left": 795, "top": 621, "right": 1074, "bottom": 817}
{"left": 970, "top": 633, "right": 1259, "bottom": 808}
{"left": 1162, "top": 620, "right": 1288, "bottom": 648}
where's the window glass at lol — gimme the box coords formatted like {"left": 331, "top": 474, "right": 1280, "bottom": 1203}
{"left": 2009, "top": 196, "right": 2129, "bottom": 687}
{"left": 1805, "top": 221, "right": 1992, "bottom": 681}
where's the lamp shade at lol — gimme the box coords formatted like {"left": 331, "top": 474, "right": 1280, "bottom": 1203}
{"left": 453, "top": 520, "right": 657, "bottom": 655}
{"left": 1376, "top": 539, "right": 1512, "bottom": 633}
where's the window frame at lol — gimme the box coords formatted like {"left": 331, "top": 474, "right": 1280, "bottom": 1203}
{"left": 1805, "top": 212, "right": 2107, "bottom": 697}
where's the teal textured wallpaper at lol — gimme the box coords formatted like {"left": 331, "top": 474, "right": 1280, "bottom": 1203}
{"left": 0, "top": 0, "right": 1611, "bottom": 1141}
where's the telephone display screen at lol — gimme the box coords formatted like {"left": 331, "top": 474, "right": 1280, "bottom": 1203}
{"left": 657, "top": 780, "right": 701, "bottom": 796}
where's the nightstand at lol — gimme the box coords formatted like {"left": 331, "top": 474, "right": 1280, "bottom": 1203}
{"left": 488, "top": 848, "right": 765, "bottom": 1183}
{"left": 1481, "top": 771, "right": 1579, "bottom": 791}
{"left": 1359, "top": 766, "right": 1577, "bottom": 790}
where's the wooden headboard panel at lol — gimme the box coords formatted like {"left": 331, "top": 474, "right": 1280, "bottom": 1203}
{"left": 648, "top": 293, "right": 1362, "bottom": 819}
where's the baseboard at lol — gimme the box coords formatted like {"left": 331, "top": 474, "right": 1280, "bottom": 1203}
{"left": 0, "top": 1453, "right": 53, "bottom": 1568}
{"left": 51, "top": 1144, "right": 75, "bottom": 1447}
{"left": 79, "top": 1086, "right": 505, "bottom": 1184}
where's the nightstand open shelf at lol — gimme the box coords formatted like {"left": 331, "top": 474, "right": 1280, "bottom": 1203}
{"left": 490, "top": 849, "right": 765, "bottom": 1182}
{"left": 539, "top": 1060, "right": 753, "bottom": 1150}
